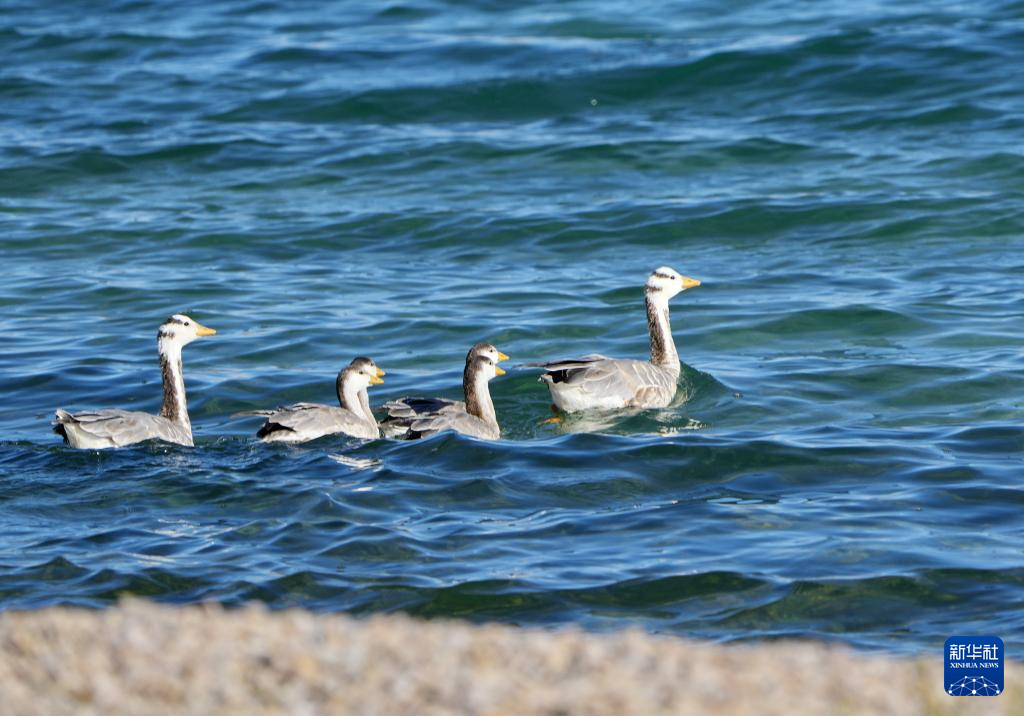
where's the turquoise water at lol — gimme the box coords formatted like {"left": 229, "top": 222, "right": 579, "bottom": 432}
{"left": 2, "top": 0, "right": 1023, "bottom": 654}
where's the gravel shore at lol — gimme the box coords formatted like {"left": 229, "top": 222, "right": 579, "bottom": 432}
{"left": 0, "top": 601, "right": 1018, "bottom": 715}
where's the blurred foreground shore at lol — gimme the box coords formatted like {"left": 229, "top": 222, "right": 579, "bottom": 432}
{"left": 0, "top": 601, "right": 1019, "bottom": 715}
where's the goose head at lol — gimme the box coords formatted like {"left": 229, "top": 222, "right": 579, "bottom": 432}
{"left": 645, "top": 266, "right": 701, "bottom": 300}
{"left": 466, "top": 343, "right": 509, "bottom": 381}
{"left": 335, "top": 357, "right": 384, "bottom": 416}
{"left": 157, "top": 314, "right": 216, "bottom": 351}
{"left": 341, "top": 356, "right": 386, "bottom": 391}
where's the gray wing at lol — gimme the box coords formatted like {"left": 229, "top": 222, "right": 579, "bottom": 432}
{"left": 533, "top": 356, "right": 677, "bottom": 410}
{"left": 253, "top": 403, "right": 377, "bottom": 441}
{"left": 525, "top": 354, "right": 611, "bottom": 373}
{"left": 381, "top": 397, "right": 463, "bottom": 439}
{"left": 233, "top": 402, "right": 326, "bottom": 418}
{"left": 53, "top": 408, "right": 191, "bottom": 448}
{"left": 381, "top": 397, "right": 496, "bottom": 440}
{"left": 442, "top": 411, "right": 499, "bottom": 440}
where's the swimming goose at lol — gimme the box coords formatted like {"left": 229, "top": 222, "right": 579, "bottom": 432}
{"left": 528, "top": 267, "right": 700, "bottom": 412}
{"left": 53, "top": 314, "right": 216, "bottom": 449}
{"left": 381, "top": 343, "right": 509, "bottom": 440}
{"left": 238, "top": 357, "right": 385, "bottom": 443}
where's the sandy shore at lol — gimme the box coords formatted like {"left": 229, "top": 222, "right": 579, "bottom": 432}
{"left": 0, "top": 600, "right": 1017, "bottom": 715}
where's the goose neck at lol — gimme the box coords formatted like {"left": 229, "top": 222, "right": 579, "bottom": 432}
{"left": 645, "top": 292, "right": 679, "bottom": 369}
{"left": 158, "top": 341, "right": 191, "bottom": 434}
{"left": 463, "top": 364, "right": 497, "bottom": 427}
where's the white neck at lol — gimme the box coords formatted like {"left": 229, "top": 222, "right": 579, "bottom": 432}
{"left": 340, "top": 379, "right": 378, "bottom": 432}
{"left": 646, "top": 292, "right": 679, "bottom": 371}
{"left": 357, "top": 388, "right": 373, "bottom": 423}
{"left": 158, "top": 340, "right": 191, "bottom": 434}
{"left": 465, "top": 369, "right": 497, "bottom": 428}
{"left": 357, "top": 387, "right": 379, "bottom": 436}
{"left": 339, "top": 379, "right": 363, "bottom": 415}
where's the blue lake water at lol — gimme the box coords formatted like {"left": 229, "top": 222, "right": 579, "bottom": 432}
{"left": 2, "top": 0, "right": 1023, "bottom": 655}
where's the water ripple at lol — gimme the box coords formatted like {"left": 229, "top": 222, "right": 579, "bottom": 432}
{"left": 1, "top": 0, "right": 1023, "bottom": 655}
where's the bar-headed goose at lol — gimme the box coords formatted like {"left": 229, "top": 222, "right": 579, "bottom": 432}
{"left": 381, "top": 343, "right": 509, "bottom": 440}
{"left": 238, "top": 357, "right": 385, "bottom": 443}
{"left": 528, "top": 267, "right": 700, "bottom": 412}
{"left": 53, "top": 314, "right": 216, "bottom": 448}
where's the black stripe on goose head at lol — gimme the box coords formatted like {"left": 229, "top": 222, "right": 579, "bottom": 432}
{"left": 349, "top": 356, "right": 376, "bottom": 373}
{"left": 467, "top": 342, "right": 496, "bottom": 361}
{"left": 157, "top": 314, "right": 191, "bottom": 340}
{"left": 645, "top": 266, "right": 684, "bottom": 296}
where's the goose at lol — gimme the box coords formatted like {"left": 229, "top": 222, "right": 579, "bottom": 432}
{"left": 381, "top": 343, "right": 509, "bottom": 440}
{"left": 237, "top": 357, "right": 385, "bottom": 443}
{"left": 53, "top": 314, "right": 216, "bottom": 449}
{"left": 528, "top": 267, "right": 700, "bottom": 412}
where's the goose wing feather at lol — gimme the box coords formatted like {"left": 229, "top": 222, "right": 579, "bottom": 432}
{"left": 53, "top": 408, "right": 192, "bottom": 448}
{"left": 381, "top": 398, "right": 497, "bottom": 440}
{"left": 534, "top": 357, "right": 677, "bottom": 411}
{"left": 233, "top": 402, "right": 327, "bottom": 418}
{"left": 254, "top": 403, "right": 377, "bottom": 442}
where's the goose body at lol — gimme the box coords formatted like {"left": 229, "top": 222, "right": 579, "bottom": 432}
{"left": 240, "top": 357, "right": 385, "bottom": 443}
{"left": 53, "top": 408, "right": 194, "bottom": 449}
{"left": 381, "top": 396, "right": 498, "bottom": 441}
{"left": 529, "top": 267, "right": 700, "bottom": 412}
{"left": 381, "top": 343, "right": 508, "bottom": 441}
{"left": 532, "top": 354, "right": 680, "bottom": 412}
{"left": 53, "top": 314, "right": 216, "bottom": 449}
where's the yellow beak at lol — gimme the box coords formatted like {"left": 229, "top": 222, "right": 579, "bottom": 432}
{"left": 195, "top": 323, "right": 217, "bottom": 337}
{"left": 375, "top": 367, "right": 386, "bottom": 377}
{"left": 369, "top": 374, "right": 385, "bottom": 386}
{"left": 680, "top": 276, "right": 701, "bottom": 290}
{"left": 494, "top": 365, "right": 507, "bottom": 376}
{"left": 497, "top": 351, "right": 510, "bottom": 362}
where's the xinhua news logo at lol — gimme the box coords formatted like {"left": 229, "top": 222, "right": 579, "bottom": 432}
{"left": 945, "top": 636, "right": 1003, "bottom": 696}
